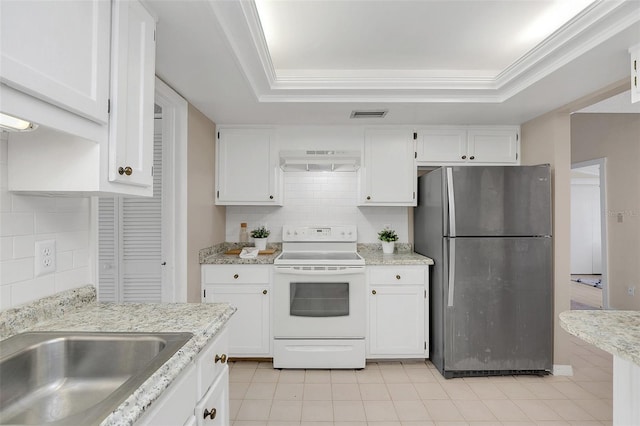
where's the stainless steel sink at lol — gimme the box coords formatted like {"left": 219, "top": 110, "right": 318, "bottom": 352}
{"left": 0, "top": 331, "right": 193, "bottom": 425}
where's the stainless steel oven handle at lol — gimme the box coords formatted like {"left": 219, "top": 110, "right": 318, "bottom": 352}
{"left": 274, "top": 267, "right": 365, "bottom": 276}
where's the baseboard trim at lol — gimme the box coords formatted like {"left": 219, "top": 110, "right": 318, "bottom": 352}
{"left": 553, "top": 364, "right": 574, "bottom": 376}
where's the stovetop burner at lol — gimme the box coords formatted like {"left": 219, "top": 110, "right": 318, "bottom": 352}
{"left": 274, "top": 225, "right": 364, "bottom": 266}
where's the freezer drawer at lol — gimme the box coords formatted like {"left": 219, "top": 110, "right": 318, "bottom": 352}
{"left": 444, "top": 236, "right": 552, "bottom": 374}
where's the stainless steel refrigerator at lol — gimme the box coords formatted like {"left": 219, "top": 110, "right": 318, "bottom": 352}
{"left": 414, "top": 165, "right": 553, "bottom": 378}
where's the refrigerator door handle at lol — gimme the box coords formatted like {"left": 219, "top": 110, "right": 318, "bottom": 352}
{"left": 448, "top": 238, "right": 455, "bottom": 307}
{"left": 446, "top": 167, "right": 456, "bottom": 237}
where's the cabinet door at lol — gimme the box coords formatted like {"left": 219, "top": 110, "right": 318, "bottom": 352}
{"left": 195, "top": 368, "right": 229, "bottom": 426}
{"left": 467, "top": 128, "right": 519, "bottom": 164}
{"left": 136, "top": 362, "right": 197, "bottom": 426}
{"left": 361, "top": 129, "right": 416, "bottom": 205}
{"left": 416, "top": 128, "right": 467, "bottom": 163}
{"left": 0, "top": 0, "right": 110, "bottom": 123}
{"left": 108, "top": 0, "right": 156, "bottom": 188}
{"left": 369, "top": 285, "right": 425, "bottom": 356}
{"left": 204, "top": 285, "right": 271, "bottom": 356}
{"left": 216, "top": 128, "right": 279, "bottom": 205}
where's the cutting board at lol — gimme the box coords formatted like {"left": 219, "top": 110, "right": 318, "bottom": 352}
{"left": 224, "top": 248, "right": 277, "bottom": 255}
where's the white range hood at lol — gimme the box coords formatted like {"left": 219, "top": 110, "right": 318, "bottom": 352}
{"left": 279, "top": 150, "right": 361, "bottom": 172}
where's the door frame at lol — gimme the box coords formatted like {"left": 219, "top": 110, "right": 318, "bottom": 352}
{"left": 571, "top": 158, "right": 609, "bottom": 309}
{"left": 91, "top": 77, "right": 188, "bottom": 303}
{"left": 154, "top": 78, "right": 188, "bottom": 303}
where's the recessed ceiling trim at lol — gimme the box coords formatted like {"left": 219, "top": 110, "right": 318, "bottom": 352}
{"left": 497, "top": 0, "right": 640, "bottom": 100}
{"left": 209, "top": 0, "right": 639, "bottom": 104}
{"left": 238, "top": 0, "right": 278, "bottom": 84}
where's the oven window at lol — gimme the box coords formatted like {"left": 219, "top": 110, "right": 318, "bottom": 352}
{"left": 290, "top": 282, "right": 349, "bottom": 317}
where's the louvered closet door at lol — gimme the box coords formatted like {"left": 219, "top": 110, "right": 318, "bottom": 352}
{"left": 99, "top": 130, "right": 163, "bottom": 302}
{"left": 98, "top": 197, "right": 118, "bottom": 302}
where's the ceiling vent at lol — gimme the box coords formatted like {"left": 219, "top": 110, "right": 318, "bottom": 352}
{"left": 350, "top": 110, "right": 388, "bottom": 119}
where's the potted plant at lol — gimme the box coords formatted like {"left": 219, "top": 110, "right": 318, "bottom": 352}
{"left": 251, "top": 226, "right": 270, "bottom": 250}
{"left": 378, "top": 227, "right": 398, "bottom": 254}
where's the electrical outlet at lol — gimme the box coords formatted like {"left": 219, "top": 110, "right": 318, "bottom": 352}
{"left": 35, "top": 239, "right": 56, "bottom": 277}
{"left": 628, "top": 286, "right": 636, "bottom": 296}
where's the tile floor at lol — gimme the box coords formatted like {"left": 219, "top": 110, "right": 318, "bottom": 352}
{"left": 228, "top": 336, "right": 613, "bottom": 426}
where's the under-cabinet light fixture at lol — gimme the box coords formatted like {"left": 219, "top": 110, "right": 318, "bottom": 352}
{"left": 0, "top": 112, "right": 37, "bottom": 132}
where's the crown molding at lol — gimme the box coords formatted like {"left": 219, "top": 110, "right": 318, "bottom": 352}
{"left": 209, "top": 0, "right": 640, "bottom": 103}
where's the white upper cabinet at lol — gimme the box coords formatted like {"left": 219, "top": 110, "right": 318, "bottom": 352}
{"left": 216, "top": 128, "right": 282, "bottom": 205}
{"left": 5, "top": 0, "right": 157, "bottom": 197}
{"left": 416, "top": 126, "right": 520, "bottom": 165}
{"left": 416, "top": 128, "right": 467, "bottom": 163}
{"left": 360, "top": 128, "right": 416, "bottom": 206}
{"left": 0, "top": 0, "right": 111, "bottom": 123}
{"left": 108, "top": 0, "right": 156, "bottom": 188}
{"left": 467, "top": 127, "right": 519, "bottom": 164}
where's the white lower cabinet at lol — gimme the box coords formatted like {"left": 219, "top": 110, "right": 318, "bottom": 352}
{"left": 199, "top": 264, "right": 430, "bottom": 361}
{"left": 136, "top": 362, "right": 198, "bottom": 426}
{"left": 195, "top": 368, "right": 229, "bottom": 426}
{"left": 137, "top": 327, "right": 229, "bottom": 426}
{"left": 202, "top": 265, "right": 271, "bottom": 357}
{"left": 367, "top": 266, "right": 429, "bottom": 358}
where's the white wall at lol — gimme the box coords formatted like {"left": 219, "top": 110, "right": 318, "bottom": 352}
{"left": 570, "top": 174, "right": 602, "bottom": 275}
{"left": 571, "top": 113, "right": 640, "bottom": 310}
{"left": 0, "top": 134, "right": 91, "bottom": 310}
{"left": 226, "top": 171, "right": 408, "bottom": 243}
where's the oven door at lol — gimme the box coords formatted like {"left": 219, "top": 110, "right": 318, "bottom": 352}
{"left": 273, "top": 266, "right": 366, "bottom": 339}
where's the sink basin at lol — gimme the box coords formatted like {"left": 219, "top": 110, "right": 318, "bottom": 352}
{"left": 0, "top": 331, "right": 193, "bottom": 425}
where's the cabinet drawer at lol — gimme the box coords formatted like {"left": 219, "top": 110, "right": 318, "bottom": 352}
{"left": 369, "top": 267, "right": 424, "bottom": 285}
{"left": 202, "top": 265, "right": 270, "bottom": 284}
{"left": 197, "top": 327, "right": 229, "bottom": 397}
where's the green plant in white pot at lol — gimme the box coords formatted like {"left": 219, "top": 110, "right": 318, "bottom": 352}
{"left": 251, "top": 226, "right": 270, "bottom": 250}
{"left": 378, "top": 227, "right": 398, "bottom": 254}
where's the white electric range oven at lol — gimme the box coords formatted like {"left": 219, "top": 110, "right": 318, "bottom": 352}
{"left": 273, "top": 225, "right": 366, "bottom": 369}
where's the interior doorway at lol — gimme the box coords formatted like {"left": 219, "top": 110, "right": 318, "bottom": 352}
{"left": 94, "top": 78, "right": 189, "bottom": 303}
{"left": 570, "top": 158, "right": 608, "bottom": 309}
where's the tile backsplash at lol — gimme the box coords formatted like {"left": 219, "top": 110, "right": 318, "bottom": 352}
{"left": 226, "top": 171, "right": 408, "bottom": 243}
{"left": 0, "top": 134, "right": 91, "bottom": 310}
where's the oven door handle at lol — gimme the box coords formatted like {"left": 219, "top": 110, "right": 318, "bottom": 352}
{"left": 275, "top": 267, "right": 365, "bottom": 276}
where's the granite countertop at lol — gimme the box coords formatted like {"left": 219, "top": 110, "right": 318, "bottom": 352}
{"left": 199, "top": 242, "right": 434, "bottom": 266}
{"left": 358, "top": 243, "right": 434, "bottom": 265}
{"left": 559, "top": 310, "right": 640, "bottom": 366}
{"left": 0, "top": 286, "right": 236, "bottom": 426}
{"left": 200, "top": 242, "right": 281, "bottom": 265}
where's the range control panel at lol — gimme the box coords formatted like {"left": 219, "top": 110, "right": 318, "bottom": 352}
{"left": 282, "top": 225, "right": 357, "bottom": 242}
